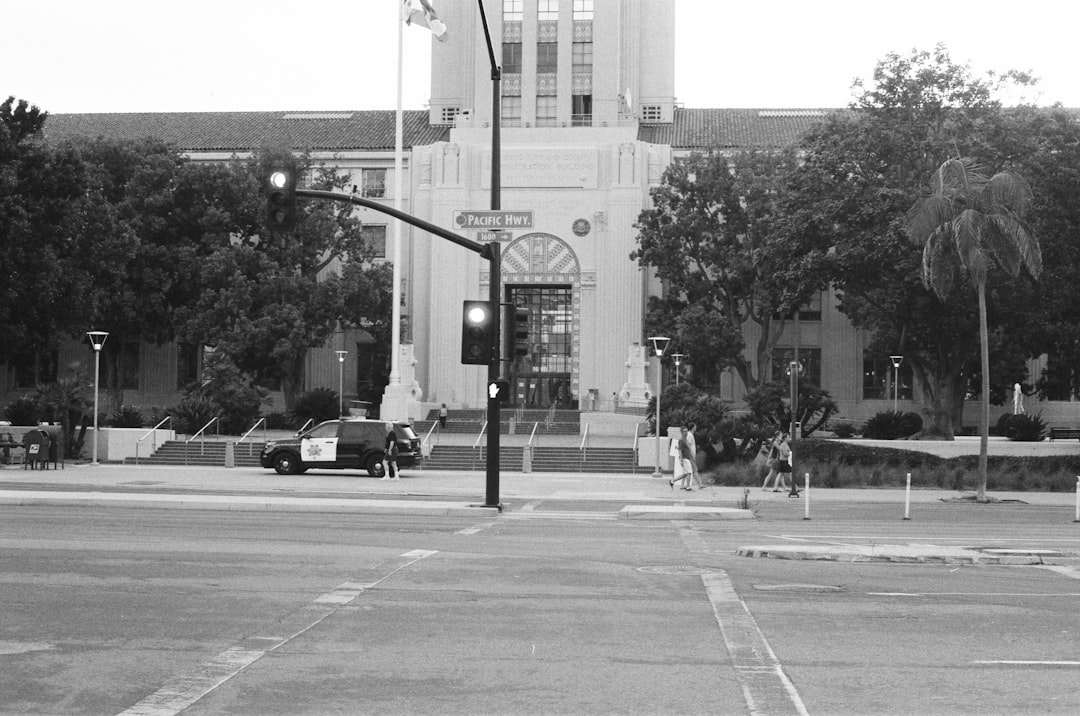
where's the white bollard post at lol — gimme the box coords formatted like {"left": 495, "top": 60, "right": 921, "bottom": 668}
{"left": 904, "top": 472, "right": 912, "bottom": 521}
{"left": 803, "top": 472, "right": 811, "bottom": 520}
{"left": 1074, "top": 477, "right": 1079, "bottom": 524}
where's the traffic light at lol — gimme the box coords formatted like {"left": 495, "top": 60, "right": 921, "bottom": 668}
{"left": 265, "top": 164, "right": 297, "bottom": 232}
{"left": 461, "top": 300, "right": 494, "bottom": 365}
{"left": 510, "top": 305, "right": 529, "bottom": 358}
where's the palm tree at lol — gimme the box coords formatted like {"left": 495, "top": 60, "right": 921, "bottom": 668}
{"left": 905, "top": 157, "right": 1041, "bottom": 502}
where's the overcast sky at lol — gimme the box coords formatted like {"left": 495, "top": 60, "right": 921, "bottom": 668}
{"left": 4, "top": 0, "right": 1074, "bottom": 114}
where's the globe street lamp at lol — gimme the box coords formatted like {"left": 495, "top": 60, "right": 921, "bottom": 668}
{"left": 648, "top": 336, "right": 670, "bottom": 478}
{"left": 672, "top": 353, "right": 684, "bottom": 386}
{"left": 86, "top": 331, "right": 109, "bottom": 465}
{"left": 890, "top": 355, "right": 904, "bottom": 412}
{"left": 335, "top": 350, "right": 348, "bottom": 416}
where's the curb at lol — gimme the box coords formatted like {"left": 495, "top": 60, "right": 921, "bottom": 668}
{"left": 735, "top": 544, "right": 1047, "bottom": 564}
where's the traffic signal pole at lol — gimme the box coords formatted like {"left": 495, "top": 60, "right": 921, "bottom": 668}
{"left": 479, "top": 0, "right": 503, "bottom": 510}
{"left": 295, "top": 188, "right": 503, "bottom": 509}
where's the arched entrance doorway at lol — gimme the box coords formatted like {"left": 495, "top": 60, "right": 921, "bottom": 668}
{"left": 492, "top": 233, "right": 581, "bottom": 408}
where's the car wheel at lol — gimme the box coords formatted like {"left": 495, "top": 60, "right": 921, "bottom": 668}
{"left": 366, "top": 455, "right": 385, "bottom": 477}
{"left": 274, "top": 452, "right": 301, "bottom": 475}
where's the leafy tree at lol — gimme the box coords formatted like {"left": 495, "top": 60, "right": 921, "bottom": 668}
{"left": 905, "top": 157, "right": 1041, "bottom": 502}
{"left": 786, "top": 45, "right": 1043, "bottom": 437}
{"left": 632, "top": 149, "right": 826, "bottom": 392}
{"left": 174, "top": 148, "right": 385, "bottom": 410}
{"left": 1, "top": 98, "right": 132, "bottom": 375}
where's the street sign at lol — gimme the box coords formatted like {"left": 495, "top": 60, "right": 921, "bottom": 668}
{"left": 476, "top": 231, "right": 513, "bottom": 243}
{"left": 453, "top": 210, "right": 533, "bottom": 230}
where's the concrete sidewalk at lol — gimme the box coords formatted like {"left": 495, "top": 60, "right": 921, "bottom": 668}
{"left": 3, "top": 464, "right": 1078, "bottom": 561}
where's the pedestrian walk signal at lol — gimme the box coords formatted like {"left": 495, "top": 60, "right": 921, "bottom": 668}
{"left": 461, "top": 300, "right": 493, "bottom": 365}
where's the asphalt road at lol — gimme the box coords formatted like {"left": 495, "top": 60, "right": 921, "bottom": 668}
{"left": 3, "top": 502, "right": 1080, "bottom": 715}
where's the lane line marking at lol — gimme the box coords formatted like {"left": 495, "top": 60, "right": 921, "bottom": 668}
{"left": 116, "top": 549, "right": 437, "bottom": 716}
{"left": 974, "top": 661, "right": 1080, "bottom": 666}
{"left": 702, "top": 570, "right": 810, "bottom": 716}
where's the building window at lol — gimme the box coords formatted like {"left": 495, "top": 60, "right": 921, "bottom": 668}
{"left": 439, "top": 106, "right": 461, "bottom": 124}
{"left": 503, "top": 0, "right": 522, "bottom": 21}
{"left": 176, "top": 343, "right": 198, "bottom": 389}
{"left": 772, "top": 348, "right": 822, "bottom": 388}
{"left": 360, "top": 168, "right": 386, "bottom": 198}
{"left": 538, "top": 0, "right": 558, "bottom": 20}
{"left": 537, "top": 42, "right": 558, "bottom": 73}
{"left": 572, "top": 41, "right": 592, "bottom": 73}
{"left": 571, "top": 94, "right": 592, "bottom": 126}
{"left": 12, "top": 348, "right": 58, "bottom": 389}
{"left": 362, "top": 225, "right": 387, "bottom": 258}
{"left": 502, "top": 42, "right": 522, "bottom": 74}
{"left": 502, "top": 96, "right": 522, "bottom": 125}
{"left": 120, "top": 341, "right": 140, "bottom": 390}
{"left": 862, "top": 353, "right": 913, "bottom": 401}
{"left": 536, "top": 95, "right": 557, "bottom": 126}
{"left": 641, "top": 105, "right": 663, "bottom": 122}
{"left": 573, "top": 0, "right": 593, "bottom": 20}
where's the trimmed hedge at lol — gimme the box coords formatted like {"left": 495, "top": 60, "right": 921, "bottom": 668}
{"left": 708, "top": 438, "right": 1080, "bottom": 492}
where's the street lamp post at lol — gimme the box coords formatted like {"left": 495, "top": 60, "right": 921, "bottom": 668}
{"left": 890, "top": 355, "right": 904, "bottom": 412}
{"left": 648, "top": 336, "right": 670, "bottom": 478}
{"left": 335, "top": 350, "right": 348, "bottom": 416}
{"left": 86, "top": 331, "right": 109, "bottom": 466}
{"left": 672, "top": 353, "right": 683, "bottom": 386}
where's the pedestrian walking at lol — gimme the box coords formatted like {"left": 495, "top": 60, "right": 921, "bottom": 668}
{"left": 771, "top": 432, "right": 792, "bottom": 491}
{"left": 669, "top": 427, "right": 696, "bottom": 490}
{"left": 438, "top": 403, "right": 448, "bottom": 428}
{"left": 685, "top": 422, "right": 702, "bottom": 489}
{"left": 761, "top": 431, "right": 782, "bottom": 490}
{"left": 381, "top": 430, "right": 400, "bottom": 481}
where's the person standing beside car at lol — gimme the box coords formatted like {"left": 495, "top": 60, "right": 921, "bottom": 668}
{"left": 381, "top": 430, "right": 400, "bottom": 481}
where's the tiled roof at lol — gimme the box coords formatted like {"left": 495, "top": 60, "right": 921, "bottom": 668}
{"left": 639, "top": 108, "right": 839, "bottom": 149}
{"left": 44, "top": 107, "right": 842, "bottom": 153}
{"left": 44, "top": 110, "right": 450, "bottom": 152}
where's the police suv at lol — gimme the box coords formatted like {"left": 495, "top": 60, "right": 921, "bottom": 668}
{"left": 260, "top": 419, "right": 422, "bottom": 477}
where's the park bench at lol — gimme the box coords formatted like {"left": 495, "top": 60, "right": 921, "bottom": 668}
{"left": 1048, "top": 427, "right": 1080, "bottom": 441}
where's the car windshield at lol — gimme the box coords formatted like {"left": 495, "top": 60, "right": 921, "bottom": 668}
{"left": 303, "top": 422, "right": 339, "bottom": 439}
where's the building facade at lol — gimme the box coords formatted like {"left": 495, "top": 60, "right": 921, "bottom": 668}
{"left": 6, "top": 0, "right": 1076, "bottom": 429}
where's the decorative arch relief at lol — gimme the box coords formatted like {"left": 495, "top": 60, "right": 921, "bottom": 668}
{"left": 480, "top": 233, "right": 585, "bottom": 401}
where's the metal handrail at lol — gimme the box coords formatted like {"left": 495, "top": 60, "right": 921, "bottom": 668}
{"left": 134, "top": 416, "right": 171, "bottom": 465}
{"left": 297, "top": 418, "right": 314, "bottom": 434}
{"left": 527, "top": 421, "right": 539, "bottom": 447}
{"left": 185, "top": 417, "right": 219, "bottom": 465}
{"left": 237, "top": 417, "right": 266, "bottom": 457}
{"left": 423, "top": 420, "right": 439, "bottom": 447}
{"left": 632, "top": 427, "right": 640, "bottom": 473}
{"left": 472, "top": 421, "right": 487, "bottom": 470}
{"left": 580, "top": 422, "right": 590, "bottom": 467}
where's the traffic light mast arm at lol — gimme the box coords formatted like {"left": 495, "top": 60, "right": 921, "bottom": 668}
{"left": 295, "top": 189, "right": 488, "bottom": 257}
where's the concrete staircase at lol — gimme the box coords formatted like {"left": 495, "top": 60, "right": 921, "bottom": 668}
{"left": 123, "top": 440, "right": 264, "bottom": 467}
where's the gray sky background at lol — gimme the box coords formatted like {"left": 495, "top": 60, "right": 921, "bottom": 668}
{"left": 4, "top": 0, "right": 1074, "bottom": 114}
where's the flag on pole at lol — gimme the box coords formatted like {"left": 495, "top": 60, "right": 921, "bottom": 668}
{"left": 403, "top": 0, "right": 449, "bottom": 42}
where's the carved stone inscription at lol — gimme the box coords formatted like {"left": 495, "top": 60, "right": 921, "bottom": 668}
{"left": 482, "top": 147, "right": 599, "bottom": 189}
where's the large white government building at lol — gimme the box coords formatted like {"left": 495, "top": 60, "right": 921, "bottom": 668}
{"left": 13, "top": 0, "right": 1068, "bottom": 427}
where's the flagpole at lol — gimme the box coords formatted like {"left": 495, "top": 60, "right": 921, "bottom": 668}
{"left": 389, "top": 2, "right": 405, "bottom": 392}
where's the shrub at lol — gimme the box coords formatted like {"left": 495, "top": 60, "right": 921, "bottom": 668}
{"left": 264, "top": 412, "right": 297, "bottom": 430}
{"left": 290, "top": 388, "right": 341, "bottom": 427}
{"left": 169, "top": 396, "right": 218, "bottom": 435}
{"left": 1001, "top": 412, "right": 1047, "bottom": 442}
{"left": 862, "top": 410, "right": 923, "bottom": 439}
{"left": 109, "top": 405, "right": 146, "bottom": 428}
{"left": 3, "top": 396, "right": 40, "bottom": 426}
{"left": 826, "top": 418, "right": 857, "bottom": 438}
